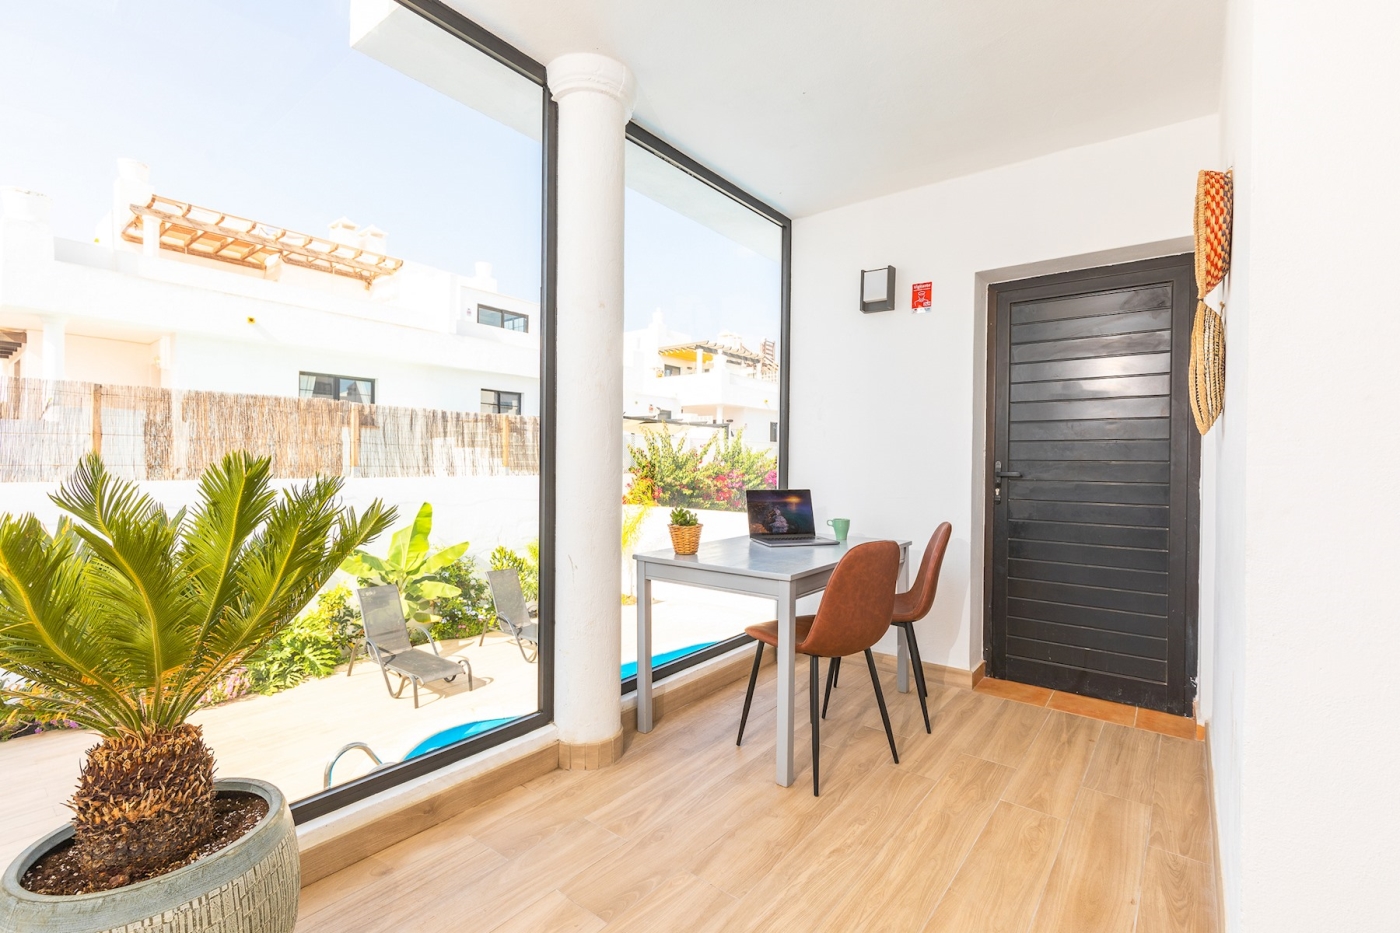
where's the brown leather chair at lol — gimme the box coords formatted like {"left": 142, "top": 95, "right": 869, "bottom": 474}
{"left": 822, "top": 522, "right": 951, "bottom": 733}
{"left": 735, "top": 540, "right": 902, "bottom": 795}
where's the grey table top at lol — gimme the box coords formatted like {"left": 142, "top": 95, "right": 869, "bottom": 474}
{"left": 633, "top": 535, "right": 911, "bottom": 582}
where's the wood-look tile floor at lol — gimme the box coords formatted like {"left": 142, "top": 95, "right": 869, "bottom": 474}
{"left": 296, "top": 663, "right": 1217, "bottom": 933}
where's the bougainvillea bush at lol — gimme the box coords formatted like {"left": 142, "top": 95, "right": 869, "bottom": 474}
{"left": 624, "top": 429, "right": 777, "bottom": 511}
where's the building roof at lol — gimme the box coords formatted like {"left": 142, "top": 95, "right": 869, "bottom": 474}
{"left": 120, "top": 195, "right": 403, "bottom": 286}
{"left": 657, "top": 340, "right": 762, "bottom": 365}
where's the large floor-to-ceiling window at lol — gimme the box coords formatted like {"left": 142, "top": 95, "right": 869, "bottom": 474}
{"left": 620, "top": 130, "right": 790, "bottom": 684}
{"left": 0, "top": 0, "right": 551, "bottom": 851}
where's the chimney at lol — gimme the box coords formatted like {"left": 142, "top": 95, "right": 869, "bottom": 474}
{"left": 471, "top": 261, "right": 497, "bottom": 292}
{"left": 110, "top": 159, "right": 153, "bottom": 249}
{"left": 358, "top": 224, "right": 387, "bottom": 255}
{"left": 328, "top": 217, "right": 359, "bottom": 247}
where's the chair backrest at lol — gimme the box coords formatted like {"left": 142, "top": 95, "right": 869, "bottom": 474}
{"left": 487, "top": 569, "right": 530, "bottom": 635}
{"left": 894, "top": 522, "right": 952, "bottom": 624}
{"left": 357, "top": 585, "right": 412, "bottom": 654}
{"left": 798, "top": 540, "right": 901, "bottom": 658}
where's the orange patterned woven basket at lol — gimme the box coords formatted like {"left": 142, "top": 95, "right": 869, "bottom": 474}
{"left": 1194, "top": 170, "right": 1233, "bottom": 296}
{"left": 1189, "top": 170, "right": 1233, "bottom": 434}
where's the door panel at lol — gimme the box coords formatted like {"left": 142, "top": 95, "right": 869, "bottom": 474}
{"left": 988, "top": 256, "right": 1199, "bottom": 714}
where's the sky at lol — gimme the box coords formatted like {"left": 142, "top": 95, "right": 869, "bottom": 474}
{"left": 0, "top": 0, "right": 780, "bottom": 343}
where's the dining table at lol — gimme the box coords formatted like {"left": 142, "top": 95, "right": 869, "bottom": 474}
{"left": 633, "top": 534, "right": 912, "bottom": 787}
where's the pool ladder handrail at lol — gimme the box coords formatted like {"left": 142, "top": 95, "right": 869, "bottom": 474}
{"left": 324, "top": 741, "right": 386, "bottom": 789}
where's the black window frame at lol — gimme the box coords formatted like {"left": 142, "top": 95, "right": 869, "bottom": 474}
{"left": 290, "top": 0, "right": 557, "bottom": 823}
{"left": 298, "top": 370, "right": 376, "bottom": 404}
{"left": 618, "top": 126, "right": 792, "bottom": 695}
{"left": 293, "top": 0, "right": 792, "bottom": 821}
{"left": 481, "top": 388, "right": 523, "bottom": 415}
{"left": 478, "top": 304, "right": 529, "bottom": 333}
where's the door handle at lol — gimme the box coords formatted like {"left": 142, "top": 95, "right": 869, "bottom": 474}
{"left": 993, "top": 461, "right": 1020, "bottom": 504}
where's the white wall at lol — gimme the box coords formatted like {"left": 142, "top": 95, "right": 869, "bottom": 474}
{"left": 790, "top": 115, "right": 1217, "bottom": 672}
{"left": 0, "top": 475, "right": 539, "bottom": 565}
{"left": 64, "top": 333, "right": 157, "bottom": 386}
{"left": 1206, "top": 0, "right": 1400, "bottom": 929}
{"left": 170, "top": 333, "right": 539, "bottom": 415}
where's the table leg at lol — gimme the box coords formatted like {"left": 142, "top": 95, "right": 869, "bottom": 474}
{"left": 636, "top": 570, "right": 654, "bottom": 733}
{"left": 897, "top": 544, "right": 912, "bottom": 694}
{"left": 775, "top": 584, "right": 797, "bottom": 787}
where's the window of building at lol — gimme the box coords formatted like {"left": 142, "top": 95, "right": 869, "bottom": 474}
{"left": 770, "top": 421, "right": 779, "bottom": 443}
{"left": 663, "top": 364, "right": 682, "bottom": 376}
{"left": 299, "top": 372, "right": 376, "bottom": 404}
{"left": 657, "top": 409, "right": 672, "bottom": 420}
{"left": 481, "top": 389, "right": 523, "bottom": 414}
{"left": 478, "top": 305, "right": 529, "bottom": 332}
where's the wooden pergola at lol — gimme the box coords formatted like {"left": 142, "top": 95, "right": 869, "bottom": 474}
{"left": 120, "top": 195, "right": 403, "bottom": 287}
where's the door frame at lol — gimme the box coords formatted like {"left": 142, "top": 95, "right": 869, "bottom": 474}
{"left": 981, "top": 254, "right": 1201, "bottom": 714}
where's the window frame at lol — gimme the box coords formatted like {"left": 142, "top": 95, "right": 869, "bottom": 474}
{"left": 481, "top": 388, "right": 524, "bottom": 415}
{"left": 289, "top": 0, "right": 558, "bottom": 823}
{"left": 618, "top": 125, "right": 792, "bottom": 694}
{"left": 298, "top": 371, "right": 376, "bottom": 404}
{"left": 478, "top": 304, "right": 530, "bottom": 333}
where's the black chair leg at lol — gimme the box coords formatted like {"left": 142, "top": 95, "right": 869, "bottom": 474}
{"left": 902, "top": 623, "right": 932, "bottom": 734}
{"left": 736, "top": 642, "right": 764, "bottom": 746}
{"left": 865, "top": 649, "right": 899, "bottom": 764}
{"left": 822, "top": 656, "right": 840, "bottom": 719}
{"left": 810, "top": 654, "right": 821, "bottom": 796}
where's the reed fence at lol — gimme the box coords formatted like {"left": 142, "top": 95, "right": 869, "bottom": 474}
{"left": 0, "top": 377, "right": 538, "bottom": 483}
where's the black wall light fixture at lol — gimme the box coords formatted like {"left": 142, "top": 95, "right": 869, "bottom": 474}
{"left": 861, "top": 266, "right": 896, "bottom": 313}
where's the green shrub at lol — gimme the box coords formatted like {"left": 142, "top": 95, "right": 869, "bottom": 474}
{"left": 490, "top": 540, "right": 539, "bottom": 604}
{"left": 425, "top": 554, "right": 494, "bottom": 641}
{"left": 244, "top": 585, "right": 360, "bottom": 695}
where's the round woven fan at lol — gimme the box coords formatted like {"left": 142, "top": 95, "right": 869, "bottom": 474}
{"left": 1189, "top": 170, "right": 1233, "bottom": 434}
{"left": 1189, "top": 302, "right": 1226, "bottom": 434}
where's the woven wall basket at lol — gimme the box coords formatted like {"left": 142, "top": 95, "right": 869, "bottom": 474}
{"left": 1189, "top": 169, "right": 1234, "bottom": 434}
{"left": 1189, "top": 302, "right": 1226, "bottom": 434}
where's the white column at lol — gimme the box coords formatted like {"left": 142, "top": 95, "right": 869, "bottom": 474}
{"left": 40, "top": 316, "right": 65, "bottom": 382}
{"left": 547, "top": 53, "right": 635, "bottom": 761}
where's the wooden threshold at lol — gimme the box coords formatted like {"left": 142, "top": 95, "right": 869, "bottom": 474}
{"left": 975, "top": 677, "right": 1205, "bottom": 741}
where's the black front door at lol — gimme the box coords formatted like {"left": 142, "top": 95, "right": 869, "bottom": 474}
{"left": 987, "top": 255, "right": 1199, "bottom": 715}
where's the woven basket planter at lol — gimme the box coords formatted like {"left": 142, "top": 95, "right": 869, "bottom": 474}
{"left": 668, "top": 524, "right": 702, "bottom": 555}
{"left": 1190, "top": 169, "right": 1234, "bottom": 434}
{"left": 0, "top": 778, "right": 299, "bottom": 933}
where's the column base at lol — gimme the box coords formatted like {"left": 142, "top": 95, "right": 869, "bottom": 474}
{"left": 558, "top": 729, "right": 624, "bottom": 770}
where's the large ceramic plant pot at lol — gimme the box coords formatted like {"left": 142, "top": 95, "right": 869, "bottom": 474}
{"left": 0, "top": 778, "right": 299, "bottom": 933}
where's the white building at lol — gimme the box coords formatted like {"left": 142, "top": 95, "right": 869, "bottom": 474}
{"left": 0, "top": 161, "right": 539, "bottom": 417}
{"left": 622, "top": 310, "right": 779, "bottom": 453}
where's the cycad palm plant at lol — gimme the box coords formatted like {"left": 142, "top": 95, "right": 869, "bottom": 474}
{"left": 0, "top": 453, "right": 393, "bottom": 888}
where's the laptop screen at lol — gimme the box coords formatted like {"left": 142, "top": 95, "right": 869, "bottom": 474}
{"left": 746, "top": 489, "right": 818, "bottom": 537}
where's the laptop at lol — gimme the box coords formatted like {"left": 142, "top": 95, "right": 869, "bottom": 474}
{"left": 745, "top": 489, "right": 840, "bottom": 547}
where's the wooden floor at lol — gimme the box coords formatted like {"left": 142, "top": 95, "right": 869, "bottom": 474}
{"left": 296, "top": 660, "right": 1217, "bottom": 933}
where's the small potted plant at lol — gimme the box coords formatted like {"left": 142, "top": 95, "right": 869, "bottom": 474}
{"left": 0, "top": 453, "right": 392, "bottom": 933}
{"left": 667, "top": 507, "right": 702, "bottom": 555}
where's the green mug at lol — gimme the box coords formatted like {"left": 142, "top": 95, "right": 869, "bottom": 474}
{"left": 826, "top": 518, "right": 850, "bottom": 542}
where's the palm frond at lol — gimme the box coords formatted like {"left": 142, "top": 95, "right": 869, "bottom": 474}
{"left": 0, "top": 454, "right": 395, "bottom": 736}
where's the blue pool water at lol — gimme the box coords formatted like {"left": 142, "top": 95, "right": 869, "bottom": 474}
{"left": 405, "top": 643, "right": 719, "bottom": 760}
{"left": 405, "top": 717, "right": 518, "bottom": 759}
{"left": 620, "top": 642, "right": 718, "bottom": 681}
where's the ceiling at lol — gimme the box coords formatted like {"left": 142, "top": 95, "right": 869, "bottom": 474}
{"left": 444, "top": 0, "right": 1226, "bottom": 218}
